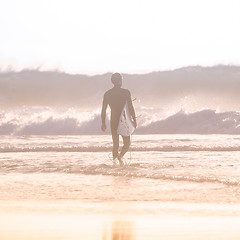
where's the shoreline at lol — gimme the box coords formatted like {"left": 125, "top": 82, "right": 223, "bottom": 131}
{"left": 1, "top": 200, "right": 240, "bottom": 216}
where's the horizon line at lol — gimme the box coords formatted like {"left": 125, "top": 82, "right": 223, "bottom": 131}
{"left": 0, "top": 63, "right": 240, "bottom": 76}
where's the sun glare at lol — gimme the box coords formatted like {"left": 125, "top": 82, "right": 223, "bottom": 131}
{"left": 0, "top": 0, "right": 239, "bottom": 74}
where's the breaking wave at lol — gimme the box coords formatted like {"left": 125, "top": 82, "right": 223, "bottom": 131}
{"left": 137, "top": 109, "right": 240, "bottom": 134}
{"left": 1, "top": 66, "right": 240, "bottom": 135}
{"left": 1, "top": 107, "right": 240, "bottom": 135}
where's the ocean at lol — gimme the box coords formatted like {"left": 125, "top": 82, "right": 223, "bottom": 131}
{"left": 1, "top": 67, "right": 240, "bottom": 239}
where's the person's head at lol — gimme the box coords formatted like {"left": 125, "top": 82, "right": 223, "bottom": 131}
{"left": 111, "top": 72, "right": 122, "bottom": 87}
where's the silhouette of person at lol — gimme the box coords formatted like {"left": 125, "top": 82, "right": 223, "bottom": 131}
{"left": 101, "top": 73, "right": 137, "bottom": 166}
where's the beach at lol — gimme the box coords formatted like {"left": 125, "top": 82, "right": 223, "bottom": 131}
{"left": 1, "top": 201, "right": 240, "bottom": 240}
{"left": 1, "top": 0, "right": 240, "bottom": 238}
{"left": 0, "top": 134, "right": 240, "bottom": 239}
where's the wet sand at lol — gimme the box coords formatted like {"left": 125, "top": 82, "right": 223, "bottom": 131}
{"left": 1, "top": 201, "right": 240, "bottom": 240}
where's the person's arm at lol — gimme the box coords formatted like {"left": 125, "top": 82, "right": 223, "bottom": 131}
{"left": 101, "top": 93, "right": 108, "bottom": 131}
{"left": 127, "top": 91, "right": 137, "bottom": 128}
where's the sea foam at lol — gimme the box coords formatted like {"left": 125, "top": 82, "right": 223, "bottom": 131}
{"left": 1, "top": 107, "right": 240, "bottom": 135}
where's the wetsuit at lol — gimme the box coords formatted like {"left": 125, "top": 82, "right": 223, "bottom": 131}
{"left": 101, "top": 86, "right": 136, "bottom": 159}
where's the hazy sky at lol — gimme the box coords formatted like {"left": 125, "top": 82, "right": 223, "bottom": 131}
{"left": 0, "top": 0, "right": 240, "bottom": 74}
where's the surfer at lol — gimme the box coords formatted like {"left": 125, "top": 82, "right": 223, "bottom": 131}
{"left": 101, "top": 73, "right": 137, "bottom": 166}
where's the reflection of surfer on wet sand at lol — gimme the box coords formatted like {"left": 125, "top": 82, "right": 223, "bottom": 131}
{"left": 101, "top": 73, "right": 137, "bottom": 166}
{"left": 102, "top": 220, "right": 136, "bottom": 240}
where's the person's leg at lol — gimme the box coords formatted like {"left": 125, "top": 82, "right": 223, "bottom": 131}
{"left": 111, "top": 131, "right": 119, "bottom": 159}
{"left": 119, "top": 135, "right": 130, "bottom": 159}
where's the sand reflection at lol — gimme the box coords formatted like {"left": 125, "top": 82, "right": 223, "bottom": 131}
{"left": 102, "top": 220, "right": 136, "bottom": 240}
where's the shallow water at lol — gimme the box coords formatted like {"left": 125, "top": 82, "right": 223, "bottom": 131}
{"left": 1, "top": 134, "right": 240, "bottom": 239}
{"left": 0, "top": 135, "right": 240, "bottom": 203}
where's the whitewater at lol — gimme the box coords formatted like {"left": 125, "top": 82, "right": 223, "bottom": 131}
{"left": 1, "top": 135, "right": 240, "bottom": 199}
{"left": 1, "top": 66, "right": 240, "bottom": 239}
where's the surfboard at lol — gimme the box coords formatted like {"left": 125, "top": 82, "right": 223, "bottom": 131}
{"left": 117, "top": 102, "right": 135, "bottom": 136}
